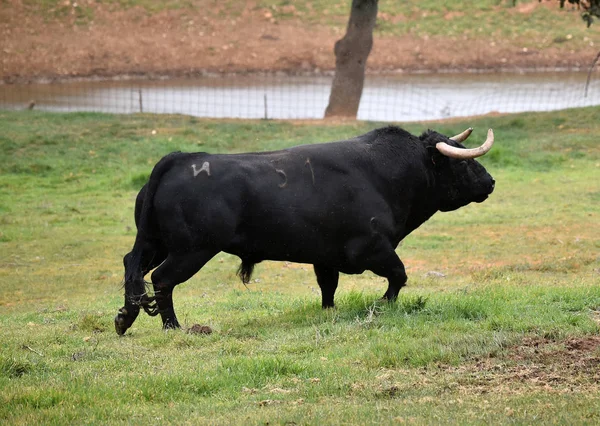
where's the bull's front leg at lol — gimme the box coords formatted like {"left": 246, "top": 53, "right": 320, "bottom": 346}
{"left": 313, "top": 264, "right": 339, "bottom": 308}
{"left": 380, "top": 257, "right": 407, "bottom": 302}
{"left": 362, "top": 240, "right": 407, "bottom": 302}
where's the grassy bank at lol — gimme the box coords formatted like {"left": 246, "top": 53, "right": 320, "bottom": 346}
{"left": 17, "top": 0, "right": 597, "bottom": 43}
{"left": 1, "top": 108, "right": 599, "bottom": 424}
{"left": 3, "top": 0, "right": 599, "bottom": 81}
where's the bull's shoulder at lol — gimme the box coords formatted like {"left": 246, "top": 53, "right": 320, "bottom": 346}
{"left": 354, "top": 126, "right": 417, "bottom": 144}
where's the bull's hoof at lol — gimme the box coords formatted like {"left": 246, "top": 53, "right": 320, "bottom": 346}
{"left": 114, "top": 313, "right": 127, "bottom": 335}
{"left": 114, "top": 306, "right": 140, "bottom": 336}
{"left": 162, "top": 318, "right": 181, "bottom": 331}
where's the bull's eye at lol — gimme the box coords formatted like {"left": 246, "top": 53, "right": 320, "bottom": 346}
{"left": 453, "top": 160, "right": 468, "bottom": 174}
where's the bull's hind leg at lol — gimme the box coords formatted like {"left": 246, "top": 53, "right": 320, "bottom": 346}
{"left": 116, "top": 242, "right": 168, "bottom": 335}
{"left": 150, "top": 250, "right": 216, "bottom": 330}
{"left": 313, "top": 265, "right": 339, "bottom": 308}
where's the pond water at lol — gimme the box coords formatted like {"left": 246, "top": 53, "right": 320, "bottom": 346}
{"left": 1, "top": 71, "right": 598, "bottom": 122}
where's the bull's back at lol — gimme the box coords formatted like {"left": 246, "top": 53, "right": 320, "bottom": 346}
{"left": 151, "top": 146, "right": 385, "bottom": 264}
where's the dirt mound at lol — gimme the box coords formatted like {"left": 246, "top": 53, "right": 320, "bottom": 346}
{"left": 1, "top": 4, "right": 598, "bottom": 83}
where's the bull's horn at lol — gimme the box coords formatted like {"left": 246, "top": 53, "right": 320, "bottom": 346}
{"left": 449, "top": 127, "right": 473, "bottom": 142}
{"left": 436, "top": 129, "right": 494, "bottom": 159}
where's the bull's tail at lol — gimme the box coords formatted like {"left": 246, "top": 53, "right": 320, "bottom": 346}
{"left": 237, "top": 259, "right": 256, "bottom": 285}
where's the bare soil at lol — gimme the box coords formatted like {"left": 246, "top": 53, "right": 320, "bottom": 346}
{"left": 1, "top": 2, "right": 599, "bottom": 83}
{"left": 373, "top": 336, "right": 600, "bottom": 403}
{"left": 450, "top": 336, "right": 600, "bottom": 393}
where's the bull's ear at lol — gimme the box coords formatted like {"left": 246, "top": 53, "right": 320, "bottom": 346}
{"left": 426, "top": 146, "right": 448, "bottom": 167}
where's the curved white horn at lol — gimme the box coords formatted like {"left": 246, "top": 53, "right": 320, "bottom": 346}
{"left": 449, "top": 127, "right": 473, "bottom": 142}
{"left": 436, "top": 129, "right": 494, "bottom": 159}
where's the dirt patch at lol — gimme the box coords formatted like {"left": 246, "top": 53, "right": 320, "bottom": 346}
{"left": 507, "top": 336, "right": 600, "bottom": 374}
{"left": 514, "top": 1, "right": 542, "bottom": 14}
{"left": 366, "top": 336, "right": 600, "bottom": 401}
{"left": 1, "top": 4, "right": 599, "bottom": 83}
{"left": 449, "top": 336, "right": 600, "bottom": 393}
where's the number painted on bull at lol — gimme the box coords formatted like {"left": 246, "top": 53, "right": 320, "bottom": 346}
{"left": 192, "top": 162, "right": 211, "bottom": 177}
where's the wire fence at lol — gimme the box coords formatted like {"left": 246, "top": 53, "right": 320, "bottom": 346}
{"left": 0, "top": 71, "right": 598, "bottom": 122}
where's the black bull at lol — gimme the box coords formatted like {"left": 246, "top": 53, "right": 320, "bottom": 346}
{"left": 115, "top": 126, "right": 495, "bottom": 335}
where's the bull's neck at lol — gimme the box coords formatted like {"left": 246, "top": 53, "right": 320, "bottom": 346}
{"left": 389, "top": 157, "right": 440, "bottom": 244}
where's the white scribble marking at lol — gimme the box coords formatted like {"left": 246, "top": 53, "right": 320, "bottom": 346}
{"left": 276, "top": 169, "right": 287, "bottom": 188}
{"left": 192, "top": 162, "right": 211, "bottom": 177}
{"left": 305, "top": 157, "right": 315, "bottom": 185}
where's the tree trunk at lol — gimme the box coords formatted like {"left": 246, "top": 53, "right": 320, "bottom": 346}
{"left": 324, "top": 0, "right": 378, "bottom": 118}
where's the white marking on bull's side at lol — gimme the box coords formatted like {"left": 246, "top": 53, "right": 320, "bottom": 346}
{"left": 305, "top": 157, "right": 315, "bottom": 185}
{"left": 275, "top": 169, "right": 287, "bottom": 188}
{"left": 192, "top": 162, "right": 211, "bottom": 177}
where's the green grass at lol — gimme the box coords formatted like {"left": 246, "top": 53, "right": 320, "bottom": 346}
{"left": 1, "top": 108, "right": 600, "bottom": 424}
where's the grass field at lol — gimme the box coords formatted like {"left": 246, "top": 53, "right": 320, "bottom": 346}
{"left": 1, "top": 108, "right": 599, "bottom": 424}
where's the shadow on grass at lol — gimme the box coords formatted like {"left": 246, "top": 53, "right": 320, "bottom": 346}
{"left": 213, "top": 290, "right": 433, "bottom": 333}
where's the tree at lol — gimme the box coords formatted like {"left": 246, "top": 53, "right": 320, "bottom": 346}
{"left": 324, "top": 0, "right": 378, "bottom": 118}
{"left": 543, "top": 1, "right": 600, "bottom": 93}
{"left": 526, "top": 1, "right": 600, "bottom": 26}
{"left": 552, "top": 0, "right": 600, "bottom": 26}
{"left": 325, "top": 1, "right": 599, "bottom": 119}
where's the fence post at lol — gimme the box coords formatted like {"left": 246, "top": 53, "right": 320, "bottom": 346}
{"left": 264, "top": 94, "right": 268, "bottom": 120}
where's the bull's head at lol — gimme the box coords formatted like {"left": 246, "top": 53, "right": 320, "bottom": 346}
{"left": 426, "top": 128, "right": 495, "bottom": 212}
